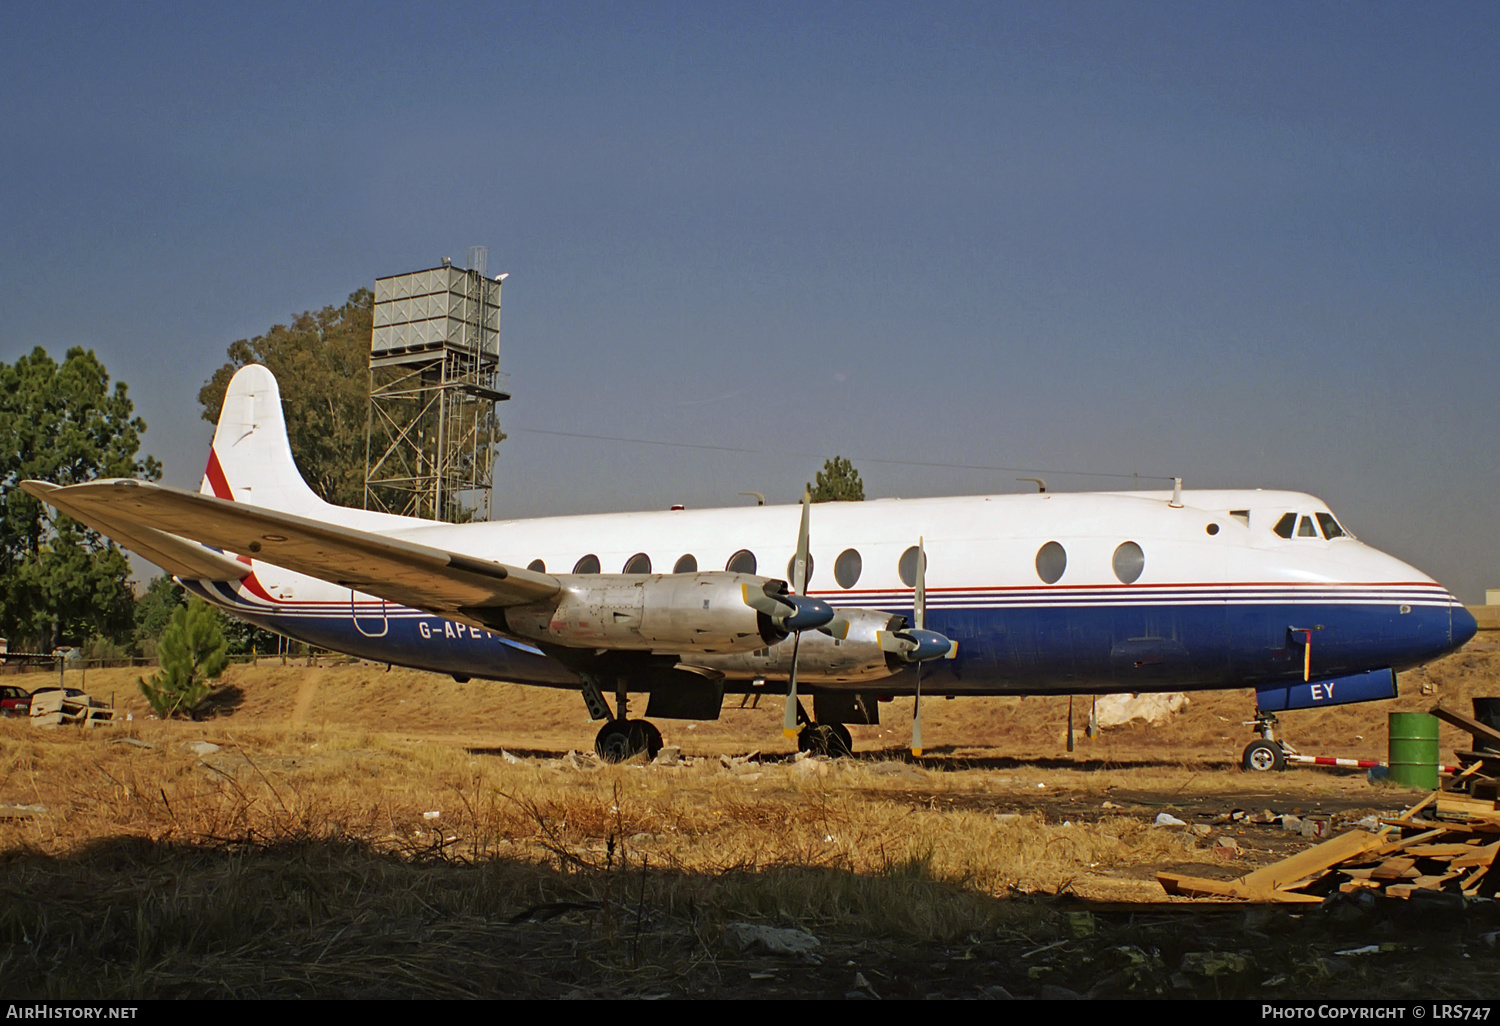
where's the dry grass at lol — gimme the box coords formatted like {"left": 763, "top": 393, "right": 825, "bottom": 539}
{"left": 2, "top": 637, "right": 1497, "bottom": 997}
{"left": 0, "top": 715, "right": 1214, "bottom": 997}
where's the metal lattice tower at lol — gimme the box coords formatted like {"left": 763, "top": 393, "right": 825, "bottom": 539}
{"left": 364, "top": 250, "right": 510, "bottom": 522}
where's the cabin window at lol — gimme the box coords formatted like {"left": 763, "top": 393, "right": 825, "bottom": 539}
{"left": 527, "top": 559, "right": 546, "bottom": 573}
{"left": 785, "top": 554, "right": 815, "bottom": 588}
{"left": 898, "top": 546, "right": 922, "bottom": 587}
{"left": 573, "top": 554, "right": 601, "bottom": 574}
{"left": 1035, "top": 541, "right": 1066, "bottom": 584}
{"left": 1273, "top": 513, "right": 1296, "bottom": 539}
{"left": 1113, "top": 541, "right": 1145, "bottom": 584}
{"left": 1316, "top": 513, "right": 1345, "bottom": 539}
{"left": 623, "top": 552, "right": 651, "bottom": 574}
{"left": 1206, "top": 523, "right": 1220, "bottom": 536}
{"left": 673, "top": 554, "right": 698, "bottom": 573}
{"left": 1230, "top": 510, "right": 1250, "bottom": 527}
{"left": 726, "top": 549, "right": 757, "bottom": 574}
{"left": 833, "top": 548, "right": 863, "bottom": 589}
{"left": 1297, "top": 515, "right": 1317, "bottom": 538}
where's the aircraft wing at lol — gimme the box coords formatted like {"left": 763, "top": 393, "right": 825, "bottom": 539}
{"left": 24, "top": 480, "right": 252, "bottom": 582}
{"left": 20, "top": 479, "right": 562, "bottom": 616}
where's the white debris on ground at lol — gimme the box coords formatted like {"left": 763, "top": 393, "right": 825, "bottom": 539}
{"left": 722, "top": 923, "right": 822, "bottom": 957}
{"left": 1091, "top": 692, "right": 1190, "bottom": 728}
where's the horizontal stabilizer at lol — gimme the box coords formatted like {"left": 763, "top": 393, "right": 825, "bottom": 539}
{"left": 24, "top": 480, "right": 250, "bottom": 582}
{"left": 20, "top": 479, "right": 561, "bottom": 616}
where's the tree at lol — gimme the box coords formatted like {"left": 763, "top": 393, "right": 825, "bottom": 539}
{"left": 0, "top": 348, "right": 160, "bottom": 650}
{"left": 808, "top": 456, "right": 865, "bottom": 503}
{"left": 138, "top": 598, "right": 229, "bottom": 718}
{"left": 198, "top": 290, "right": 375, "bottom": 508}
{"left": 133, "top": 574, "right": 185, "bottom": 656}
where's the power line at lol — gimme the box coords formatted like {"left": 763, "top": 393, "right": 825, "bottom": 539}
{"left": 509, "top": 427, "right": 1173, "bottom": 484}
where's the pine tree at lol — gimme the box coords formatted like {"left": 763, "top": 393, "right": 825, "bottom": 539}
{"left": 808, "top": 456, "right": 865, "bottom": 502}
{"left": 139, "top": 599, "right": 229, "bottom": 718}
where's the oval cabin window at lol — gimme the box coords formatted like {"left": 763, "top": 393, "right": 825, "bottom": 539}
{"left": 673, "top": 554, "right": 698, "bottom": 573}
{"left": 573, "top": 554, "right": 601, "bottom": 574}
{"left": 623, "top": 552, "right": 651, "bottom": 574}
{"left": 527, "top": 559, "right": 546, "bottom": 573}
{"left": 833, "top": 548, "right": 863, "bottom": 589}
{"left": 725, "top": 549, "right": 757, "bottom": 574}
{"left": 1035, "top": 541, "right": 1066, "bottom": 584}
{"left": 1112, "top": 541, "right": 1145, "bottom": 585}
{"left": 898, "top": 545, "right": 922, "bottom": 587}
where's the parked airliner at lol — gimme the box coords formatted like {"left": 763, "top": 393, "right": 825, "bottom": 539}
{"left": 24, "top": 365, "right": 1477, "bottom": 767}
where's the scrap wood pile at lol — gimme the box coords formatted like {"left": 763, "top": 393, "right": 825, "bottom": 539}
{"left": 1159, "top": 702, "right": 1500, "bottom": 904}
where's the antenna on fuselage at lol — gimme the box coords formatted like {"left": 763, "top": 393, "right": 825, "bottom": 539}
{"left": 1170, "top": 477, "right": 1183, "bottom": 508}
{"left": 1018, "top": 477, "right": 1047, "bottom": 493}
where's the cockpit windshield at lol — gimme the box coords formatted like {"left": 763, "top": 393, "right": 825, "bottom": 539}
{"left": 1271, "top": 510, "right": 1351, "bottom": 540}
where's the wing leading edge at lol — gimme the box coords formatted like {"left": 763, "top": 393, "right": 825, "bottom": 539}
{"left": 20, "top": 479, "right": 561, "bottom": 618}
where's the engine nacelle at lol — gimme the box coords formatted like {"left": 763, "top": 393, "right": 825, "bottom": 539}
{"left": 685, "top": 607, "right": 907, "bottom": 684}
{"left": 500, "top": 573, "right": 790, "bottom": 655}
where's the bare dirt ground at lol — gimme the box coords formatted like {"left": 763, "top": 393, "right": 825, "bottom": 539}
{"left": 3, "top": 636, "right": 1499, "bottom": 999}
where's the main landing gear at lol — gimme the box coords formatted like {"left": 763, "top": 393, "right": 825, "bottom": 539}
{"left": 1241, "top": 711, "right": 1287, "bottom": 772}
{"left": 788, "top": 698, "right": 853, "bottom": 757}
{"left": 583, "top": 675, "right": 665, "bottom": 763}
{"left": 799, "top": 723, "right": 852, "bottom": 758}
{"left": 595, "top": 718, "right": 664, "bottom": 763}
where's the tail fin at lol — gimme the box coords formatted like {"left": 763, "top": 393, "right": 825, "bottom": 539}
{"left": 200, "top": 365, "right": 326, "bottom": 516}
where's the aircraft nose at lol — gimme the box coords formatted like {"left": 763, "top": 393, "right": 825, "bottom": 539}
{"left": 1453, "top": 603, "right": 1479, "bottom": 649}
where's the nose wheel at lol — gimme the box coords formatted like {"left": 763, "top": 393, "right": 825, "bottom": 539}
{"left": 1241, "top": 738, "right": 1286, "bottom": 772}
{"left": 595, "top": 719, "right": 664, "bottom": 762}
{"left": 1241, "top": 711, "right": 1288, "bottom": 772}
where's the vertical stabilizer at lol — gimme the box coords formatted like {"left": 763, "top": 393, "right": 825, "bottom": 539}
{"left": 200, "top": 365, "right": 325, "bottom": 516}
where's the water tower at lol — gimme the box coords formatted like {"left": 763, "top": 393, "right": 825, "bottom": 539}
{"left": 364, "top": 246, "right": 510, "bottom": 521}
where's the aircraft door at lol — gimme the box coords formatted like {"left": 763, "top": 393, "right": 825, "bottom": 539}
{"left": 351, "top": 589, "right": 389, "bottom": 638}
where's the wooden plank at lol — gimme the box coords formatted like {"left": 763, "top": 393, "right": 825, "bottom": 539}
{"left": 1370, "top": 859, "right": 1419, "bottom": 881}
{"left": 1156, "top": 872, "right": 1325, "bottom": 903}
{"left": 1403, "top": 843, "right": 1488, "bottom": 858}
{"left": 1239, "top": 829, "right": 1390, "bottom": 891}
{"left": 1461, "top": 865, "right": 1491, "bottom": 895}
{"left": 1451, "top": 840, "right": 1500, "bottom": 869}
{"left": 1433, "top": 702, "right": 1500, "bottom": 749}
{"left": 1158, "top": 872, "right": 1241, "bottom": 898}
{"left": 1372, "top": 826, "right": 1449, "bottom": 855}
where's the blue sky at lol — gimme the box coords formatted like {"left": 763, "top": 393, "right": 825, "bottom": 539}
{"left": 3, "top": 2, "right": 1497, "bottom": 600}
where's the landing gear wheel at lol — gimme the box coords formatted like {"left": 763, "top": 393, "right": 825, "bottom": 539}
{"left": 595, "top": 719, "right": 665, "bottom": 762}
{"left": 797, "top": 724, "right": 853, "bottom": 758}
{"left": 631, "top": 719, "right": 664, "bottom": 760}
{"left": 1242, "top": 739, "right": 1286, "bottom": 772}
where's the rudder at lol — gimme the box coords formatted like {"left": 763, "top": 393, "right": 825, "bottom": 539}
{"left": 200, "top": 364, "right": 325, "bottom": 516}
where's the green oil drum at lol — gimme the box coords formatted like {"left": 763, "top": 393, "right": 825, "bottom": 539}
{"left": 1388, "top": 712, "right": 1440, "bottom": 790}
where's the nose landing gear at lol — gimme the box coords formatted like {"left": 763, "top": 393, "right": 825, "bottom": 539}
{"left": 1241, "top": 711, "right": 1288, "bottom": 772}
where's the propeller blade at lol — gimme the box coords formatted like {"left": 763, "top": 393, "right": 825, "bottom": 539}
{"left": 793, "top": 489, "right": 811, "bottom": 595}
{"left": 784, "top": 630, "right": 801, "bottom": 739}
{"left": 912, "top": 663, "right": 923, "bottom": 757}
{"left": 818, "top": 615, "right": 851, "bottom": 640}
{"left": 915, "top": 536, "right": 926, "bottom": 631}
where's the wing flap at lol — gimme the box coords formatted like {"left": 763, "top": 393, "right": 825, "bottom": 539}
{"left": 21, "top": 479, "right": 561, "bottom": 613}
